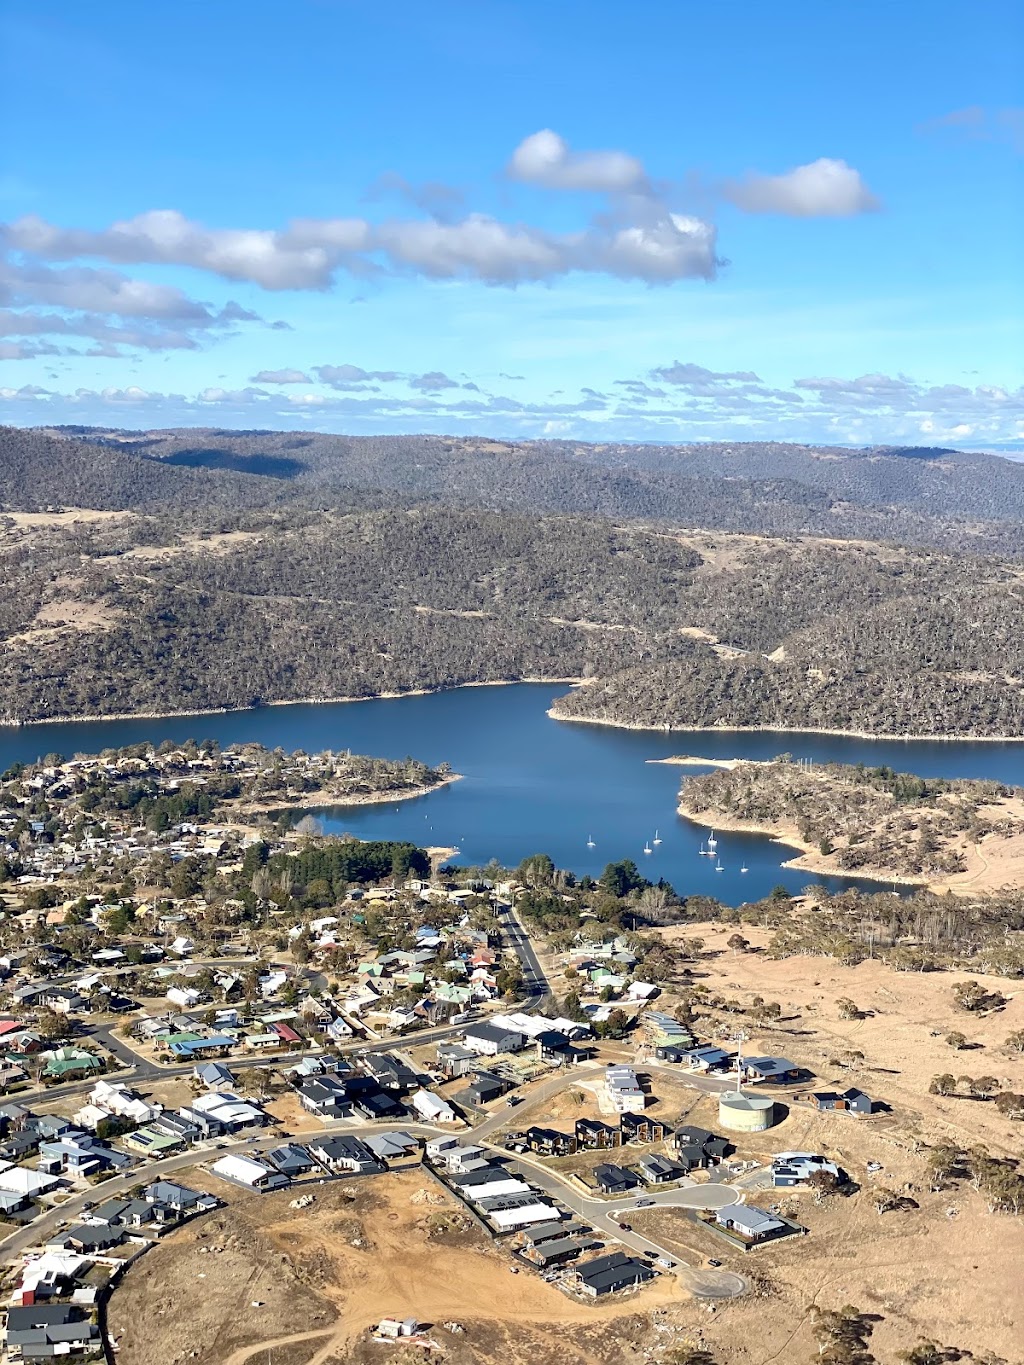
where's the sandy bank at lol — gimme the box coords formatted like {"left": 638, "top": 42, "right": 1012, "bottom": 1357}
{"left": 229, "top": 772, "right": 463, "bottom": 819}
{"left": 648, "top": 755, "right": 761, "bottom": 770}
{"left": 548, "top": 706, "right": 1024, "bottom": 744}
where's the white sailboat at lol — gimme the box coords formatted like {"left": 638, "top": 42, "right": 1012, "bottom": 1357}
{"left": 652, "top": 829, "right": 662, "bottom": 845}
{"left": 698, "top": 840, "right": 706, "bottom": 857}
{"left": 707, "top": 830, "right": 718, "bottom": 853}
{"left": 643, "top": 841, "right": 653, "bottom": 855}
{"left": 740, "top": 863, "right": 749, "bottom": 873}
{"left": 586, "top": 834, "right": 595, "bottom": 848}
{"left": 715, "top": 859, "right": 724, "bottom": 872}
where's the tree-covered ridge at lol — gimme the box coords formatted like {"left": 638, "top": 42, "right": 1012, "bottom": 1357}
{"left": 9, "top": 425, "right": 1024, "bottom": 734}
{"left": 8, "top": 501, "right": 1024, "bottom": 733}
{"left": 10, "top": 423, "right": 1024, "bottom": 556}
{"left": 676, "top": 756, "right": 1023, "bottom": 880}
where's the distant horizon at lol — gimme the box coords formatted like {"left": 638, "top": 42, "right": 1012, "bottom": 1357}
{"left": 8, "top": 419, "right": 1024, "bottom": 460}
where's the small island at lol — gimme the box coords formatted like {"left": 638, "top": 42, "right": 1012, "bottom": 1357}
{"left": 676, "top": 755, "right": 1024, "bottom": 894}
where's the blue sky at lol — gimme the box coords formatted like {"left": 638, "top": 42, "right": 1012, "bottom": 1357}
{"left": 1, "top": 0, "right": 1021, "bottom": 446}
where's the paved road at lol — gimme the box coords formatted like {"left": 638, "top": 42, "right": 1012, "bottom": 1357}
{"left": 5, "top": 903, "right": 751, "bottom": 1297}
{"left": 496, "top": 902, "right": 551, "bottom": 1004}
{"left": 0, "top": 1119, "right": 450, "bottom": 1258}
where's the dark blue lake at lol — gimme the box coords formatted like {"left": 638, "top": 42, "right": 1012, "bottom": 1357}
{"left": 4, "top": 683, "right": 1024, "bottom": 906}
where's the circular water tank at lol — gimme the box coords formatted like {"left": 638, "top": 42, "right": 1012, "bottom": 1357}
{"left": 718, "top": 1090, "right": 774, "bottom": 1132}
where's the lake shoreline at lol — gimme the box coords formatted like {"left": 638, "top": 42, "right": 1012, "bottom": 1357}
{"left": 0, "top": 677, "right": 585, "bottom": 732}
{"left": 675, "top": 803, "right": 930, "bottom": 890}
{"left": 240, "top": 773, "right": 463, "bottom": 817}
{"left": 548, "top": 707, "right": 1024, "bottom": 745}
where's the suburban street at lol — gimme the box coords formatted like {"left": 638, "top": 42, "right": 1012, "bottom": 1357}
{"left": 1, "top": 896, "right": 751, "bottom": 1300}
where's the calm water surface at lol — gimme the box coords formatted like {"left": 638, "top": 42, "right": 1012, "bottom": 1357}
{"left": 4, "top": 683, "right": 1024, "bottom": 907}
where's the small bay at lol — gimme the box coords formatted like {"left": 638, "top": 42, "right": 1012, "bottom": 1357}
{"left": 4, "top": 683, "right": 1024, "bottom": 906}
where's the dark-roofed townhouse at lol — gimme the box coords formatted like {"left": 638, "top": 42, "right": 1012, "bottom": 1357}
{"left": 619, "top": 1112, "right": 668, "bottom": 1144}
{"left": 574, "top": 1118, "right": 620, "bottom": 1150}
{"left": 5, "top": 1304, "right": 100, "bottom": 1360}
{"left": 593, "top": 1163, "right": 640, "bottom": 1195}
{"left": 574, "top": 1251, "right": 655, "bottom": 1297}
{"left": 309, "top": 1135, "right": 384, "bottom": 1174}
{"left": 525, "top": 1126, "right": 576, "bottom": 1157}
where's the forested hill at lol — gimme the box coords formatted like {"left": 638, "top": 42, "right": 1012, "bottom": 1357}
{"left": 5, "top": 496, "right": 1024, "bottom": 737}
{"left": 6, "top": 423, "right": 1024, "bottom": 556}
{"left": 5, "top": 422, "right": 1024, "bottom": 737}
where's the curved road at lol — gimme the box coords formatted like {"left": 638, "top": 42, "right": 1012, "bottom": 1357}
{"left": 6, "top": 907, "right": 747, "bottom": 1299}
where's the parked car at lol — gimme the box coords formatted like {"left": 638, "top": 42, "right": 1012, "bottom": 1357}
{"left": 635, "top": 1198, "right": 655, "bottom": 1207}
{"left": 707, "top": 1258, "right": 722, "bottom": 1268}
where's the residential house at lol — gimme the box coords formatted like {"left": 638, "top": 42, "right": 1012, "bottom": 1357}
{"left": 715, "top": 1202, "right": 786, "bottom": 1242}
{"left": 593, "top": 1163, "right": 640, "bottom": 1195}
{"left": 455, "top": 1070, "right": 508, "bottom": 1108}
{"left": 296, "top": 1075, "right": 352, "bottom": 1119}
{"left": 742, "top": 1056, "right": 803, "bottom": 1085}
{"left": 604, "top": 1065, "right": 644, "bottom": 1113}
{"left": 673, "top": 1125, "right": 732, "bottom": 1170}
{"left": 309, "top": 1135, "right": 383, "bottom": 1174}
{"left": 410, "top": 1089, "right": 457, "bottom": 1124}
{"left": 266, "top": 1144, "right": 316, "bottom": 1178}
{"left": 365, "top": 1132, "right": 420, "bottom": 1162}
{"left": 808, "top": 1087, "right": 873, "bottom": 1116}
{"left": 636, "top": 1153, "right": 686, "bottom": 1185}
{"left": 486, "top": 1201, "right": 560, "bottom": 1232}
{"left": 524, "top": 1126, "right": 576, "bottom": 1157}
{"left": 210, "top": 1154, "right": 287, "bottom": 1190}
{"left": 5, "top": 1304, "right": 100, "bottom": 1359}
{"left": 194, "top": 1061, "right": 236, "bottom": 1091}
{"left": 619, "top": 1112, "right": 667, "bottom": 1145}
{"left": 679, "top": 1045, "right": 733, "bottom": 1073}
{"left": 574, "top": 1119, "right": 621, "bottom": 1151}
{"left": 436, "top": 1043, "right": 477, "bottom": 1078}
{"left": 771, "top": 1152, "right": 841, "bottom": 1187}
{"left": 143, "top": 1180, "right": 218, "bottom": 1215}
{"left": 462, "top": 1022, "right": 525, "bottom": 1057}
{"left": 574, "top": 1251, "right": 654, "bottom": 1297}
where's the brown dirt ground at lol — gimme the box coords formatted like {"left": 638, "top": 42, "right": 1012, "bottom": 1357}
{"left": 632, "top": 1177, "right": 1024, "bottom": 1365}
{"left": 661, "top": 924, "right": 1024, "bottom": 1156}
{"left": 107, "top": 1170, "right": 688, "bottom": 1365}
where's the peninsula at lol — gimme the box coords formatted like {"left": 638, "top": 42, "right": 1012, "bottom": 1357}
{"left": 675, "top": 755, "right": 1024, "bottom": 895}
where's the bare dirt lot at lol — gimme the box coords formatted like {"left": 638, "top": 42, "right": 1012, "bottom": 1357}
{"left": 662, "top": 924, "right": 1024, "bottom": 1155}
{"left": 108, "top": 1170, "right": 685, "bottom": 1365}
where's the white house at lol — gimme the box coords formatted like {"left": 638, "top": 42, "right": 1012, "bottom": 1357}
{"left": 488, "top": 1202, "right": 558, "bottom": 1231}
{"left": 605, "top": 1064, "right": 644, "bottom": 1113}
{"left": 210, "top": 1154, "right": 277, "bottom": 1188}
{"left": 169, "top": 936, "right": 195, "bottom": 958}
{"left": 166, "top": 986, "right": 202, "bottom": 1010}
{"left": 410, "top": 1090, "right": 456, "bottom": 1123}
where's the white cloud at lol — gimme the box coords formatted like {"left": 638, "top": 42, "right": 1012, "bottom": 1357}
{"left": 251, "top": 368, "right": 311, "bottom": 384}
{"left": 724, "top": 158, "right": 880, "bottom": 216}
{"left": 507, "top": 129, "right": 647, "bottom": 193}
{"left": 4, "top": 211, "right": 372, "bottom": 291}
{"left": 315, "top": 363, "right": 403, "bottom": 389}
{"left": 409, "top": 371, "right": 458, "bottom": 392}
{"left": 4, "top": 367, "right": 1022, "bottom": 446}
{"left": 376, "top": 213, "right": 566, "bottom": 284}
{"left": 653, "top": 361, "right": 761, "bottom": 386}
